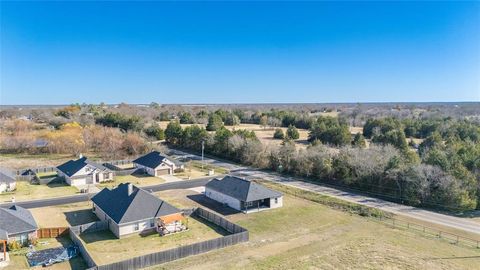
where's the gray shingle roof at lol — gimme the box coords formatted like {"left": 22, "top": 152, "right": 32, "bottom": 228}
{"left": 0, "top": 205, "right": 38, "bottom": 240}
{"left": 206, "top": 175, "right": 283, "bottom": 202}
{"left": 57, "top": 157, "right": 109, "bottom": 177}
{"left": 133, "top": 151, "right": 171, "bottom": 169}
{"left": 91, "top": 183, "right": 180, "bottom": 224}
{"left": 0, "top": 167, "right": 15, "bottom": 184}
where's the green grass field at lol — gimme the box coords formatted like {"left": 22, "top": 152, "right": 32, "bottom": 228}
{"left": 96, "top": 174, "right": 165, "bottom": 189}
{"left": 0, "top": 181, "right": 78, "bottom": 203}
{"left": 152, "top": 195, "right": 479, "bottom": 270}
{"left": 188, "top": 161, "right": 230, "bottom": 175}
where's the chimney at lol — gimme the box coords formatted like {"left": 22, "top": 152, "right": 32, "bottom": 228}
{"left": 128, "top": 183, "right": 133, "bottom": 196}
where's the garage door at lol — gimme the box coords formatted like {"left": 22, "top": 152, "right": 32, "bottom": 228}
{"left": 71, "top": 178, "right": 87, "bottom": 186}
{"left": 156, "top": 169, "right": 170, "bottom": 176}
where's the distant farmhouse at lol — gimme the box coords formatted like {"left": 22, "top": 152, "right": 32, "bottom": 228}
{"left": 133, "top": 151, "right": 182, "bottom": 177}
{"left": 91, "top": 183, "right": 185, "bottom": 238}
{"left": 0, "top": 205, "right": 38, "bottom": 246}
{"left": 205, "top": 175, "right": 283, "bottom": 213}
{"left": 0, "top": 168, "right": 16, "bottom": 193}
{"left": 56, "top": 156, "right": 113, "bottom": 187}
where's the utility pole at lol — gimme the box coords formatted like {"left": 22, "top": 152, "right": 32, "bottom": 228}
{"left": 201, "top": 140, "right": 205, "bottom": 170}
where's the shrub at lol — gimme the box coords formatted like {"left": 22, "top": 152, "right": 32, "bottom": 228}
{"left": 273, "top": 128, "right": 284, "bottom": 139}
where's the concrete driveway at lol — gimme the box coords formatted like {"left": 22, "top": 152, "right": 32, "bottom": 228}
{"left": 159, "top": 174, "right": 183, "bottom": 183}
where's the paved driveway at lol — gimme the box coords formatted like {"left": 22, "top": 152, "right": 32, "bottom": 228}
{"left": 159, "top": 174, "right": 183, "bottom": 183}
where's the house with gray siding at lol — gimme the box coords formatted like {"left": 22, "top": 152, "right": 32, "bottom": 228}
{"left": 56, "top": 156, "right": 113, "bottom": 187}
{"left": 0, "top": 205, "right": 38, "bottom": 246}
{"left": 91, "top": 183, "right": 184, "bottom": 238}
{"left": 205, "top": 175, "right": 283, "bottom": 213}
{"left": 133, "top": 151, "right": 182, "bottom": 177}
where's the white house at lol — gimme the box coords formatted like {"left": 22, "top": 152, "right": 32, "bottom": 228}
{"left": 0, "top": 168, "right": 16, "bottom": 194}
{"left": 205, "top": 175, "right": 283, "bottom": 213}
{"left": 133, "top": 151, "right": 182, "bottom": 177}
{"left": 56, "top": 156, "right": 113, "bottom": 187}
{"left": 91, "top": 183, "right": 185, "bottom": 238}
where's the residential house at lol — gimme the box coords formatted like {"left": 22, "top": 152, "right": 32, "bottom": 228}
{"left": 56, "top": 156, "right": 113, "bottom": 187}
{"left": 0, "top": 205, "right": 38, "bottom": 246}
{"left": 133, "top": 151, "right": 182, "bottom": 177}
{"left": 0, "top": 168, "right": 16, "bottom": 194}
{"left": 91, "top": 183, "right": 185, "bottom": 238}
{"left": 205, "top": 175, "right": 283, "bottom": 213}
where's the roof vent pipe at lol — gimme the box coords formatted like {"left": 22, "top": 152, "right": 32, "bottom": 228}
{"left": 128, "top": 183, "right": 133, "bottom": 196}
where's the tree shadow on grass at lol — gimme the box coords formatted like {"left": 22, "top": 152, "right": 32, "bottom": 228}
{"left": 186, "top": 194, "right": 241, "bottom": 216}
{"left": 64, "top": 209, "right": 98, "bottom": 226}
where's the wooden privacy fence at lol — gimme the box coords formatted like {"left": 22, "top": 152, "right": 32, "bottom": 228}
{"left": 14, "top": 166, "right": 56, "bottom": 176}
{"left": 69, "top": 229, "right": 97, "bottom": 269}
{"left": 96, "top": 232, "right": 249, "bottom": 270}
{"left": 77, "top": 208, "right": 248, "bottom": 270}
{"left": 37, "top": 227, "right": 69, "bottom": 238}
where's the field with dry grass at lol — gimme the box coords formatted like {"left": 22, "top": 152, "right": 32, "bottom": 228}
{"left": 150, "top": 192, "right": 479, "bottom": 270}
{"left": 0, "top": 153, "right": 76, "bottom": 170}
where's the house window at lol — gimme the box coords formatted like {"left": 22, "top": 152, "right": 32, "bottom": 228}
{"left": 274, "top": 198, "right": 278, "bottom": 204}
{"left": 134, "top": 223, "right": 139, "bottom": 231}
{"left": 246, "top": 201, "right": 254, "bottom": 207}
{"left": 150, "top": 220, "right": 155, "bottom": 227}
{"left": 103, "top": 173, "right": 110, "bottom": 179}
{"left": 92, "top": 205, "right": 96, "bottom": 212}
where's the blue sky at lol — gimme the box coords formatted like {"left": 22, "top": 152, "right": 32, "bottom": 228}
{"left": 1, "top": 1, "right": 479, "bottom": 105}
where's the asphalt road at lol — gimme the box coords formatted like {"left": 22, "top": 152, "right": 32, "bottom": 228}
{"left": 171, "top": 149, "right": 480, "bottom": 236}
{"left": 0, "top": 177, "right": 212, "bottom": 209}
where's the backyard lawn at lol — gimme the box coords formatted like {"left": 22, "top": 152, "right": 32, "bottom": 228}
{"left": 96, "top": 174, "right": 165, "bottom": 189}
{"left": 80, "top": 217, "right": 229, "bottom": 265}
{"left": 31, "top": 201, "right": 98, "bottom": 227}
{"left": 154, "top": 195, "right": 480, "bottom": 270}
{"left": 4, "top": 237, "right": 87, "bottom": 270}
{"left": 0, "top": 181, "right": 78, "bottom": 203}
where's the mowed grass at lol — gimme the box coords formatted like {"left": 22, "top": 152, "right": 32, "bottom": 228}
{"left": 96, "top": 174, "right": 165, "bottom": 189}
{"left": 0, "top": 181, "right": 78, "bottom": 203}
{"left": 4, "top": 237, "right": 87, "bottom": 270}
{"left": 81, "top": 217, "right": 229, "bottom": 265}
{"left": 153, "top": 195, "right": 480, "bottom": 270}
{"left": 31, "top": 201, "right": 98, "bottom": 227}
{"left": 188, "top": 161, "right": 229, "bottom": 175}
